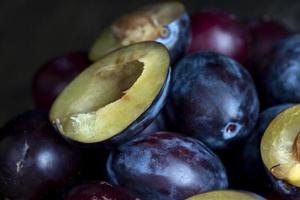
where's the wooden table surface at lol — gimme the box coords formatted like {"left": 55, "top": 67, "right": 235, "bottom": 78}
{"left": 0, "top": 0, "right": 299, "bottom": 125}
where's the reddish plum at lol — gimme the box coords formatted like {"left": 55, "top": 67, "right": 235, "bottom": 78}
{"left": 247, "top": 16, "right": 293, "bottom": 68}
{"left": 32, "top": 52, "right": 90, "bottom": 110}
{"left": 189, "top": 10, "right": 250, "bottom": 66}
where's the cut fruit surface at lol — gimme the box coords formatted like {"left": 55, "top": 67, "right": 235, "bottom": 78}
{"left": 89, "top": 2, "right": 189, "bottom": 62}
{"left": 111, "top": 2, "right": 184, "bottom": 44}
{"left": 50, "top": 42, "right": 170, "bottom": 144}
{"left": 186, "top": 190, "right": 264, "bottom": 200}
{"left": 261, "top": 104, "right": 300, "bottom": 187}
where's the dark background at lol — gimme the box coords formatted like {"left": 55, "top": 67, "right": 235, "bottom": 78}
{"left": 0, "top": 0, "right": 299, "bottom": 125}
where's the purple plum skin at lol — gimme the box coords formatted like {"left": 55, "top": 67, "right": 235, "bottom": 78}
{"left": 32, "top": 52, "right": 90, "bottom": 111}
{"left": 168, "top": 52, "right": 259, "bottom": 150}
{"left": 107, "top": 131, "right": 228, "bottom": 200}
{"left": 64, "top": 182, "right": 140, "bottom": 200}
{"left": 0, "top": 110, "right": 83, "bottom": 200}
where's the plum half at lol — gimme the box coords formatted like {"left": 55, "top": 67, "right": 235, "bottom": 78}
{"left": 168, "top": 52, "right": 259, "bottom": 150}
{"left": 243, "top": 104, "right": 293, "bottom": 193}
{"left": 89, "top": 2, "right": 190, "bottom": 62}
{"left": 186, "top": 190, "right": 265, "bottom": 200}
{"left": 261, "top": 104, "right": 300, "bottom": 198}
{"left": 50, "top": 42, "right": 170, "bottom": 145}
{"left": 107, "top": 131, "right": 228, "bottom": 200}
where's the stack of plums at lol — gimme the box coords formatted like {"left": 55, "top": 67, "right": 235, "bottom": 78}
{"left": 2, "top": 2, "right": 300, "bottom": 199}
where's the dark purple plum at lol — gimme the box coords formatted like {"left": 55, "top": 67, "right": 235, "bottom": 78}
{"left": 0, "top": 110, "right": 83, "bottom": 200}
{"left": 243, "top": 104, "right": 293, "bottom": 193}
{"left": 32, "top": 52, "right": 90, "bottom": 110}
{"left": 188, "top": 10, "right": 250, "bottom": 67}
{"left": 107, "top": 131, "right": 228, "bottom": 200}
{"left": 246, "top": 17, "right": 292, "bottom": 109}
{"left": 247, "top": 16, "right": 293, "bottom": 69}
{"left": 167, "top": 52, "right": 259, "bottom": 150}
{"left": 262, "top": 35, "right": 300, "bottom": 104}
{"left": 269, "top": 35, "right": 300, "bottom": 56}
{"left": 64, "top": 182, "right": 140, "bottom": 200}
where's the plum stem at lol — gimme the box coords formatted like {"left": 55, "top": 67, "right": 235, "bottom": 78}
{"left": 293, "top": 132, "right": 300, "bottom": 161}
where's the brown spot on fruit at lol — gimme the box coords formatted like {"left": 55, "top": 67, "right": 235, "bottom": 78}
{"left": 116, "top": 57, "right": 125, "bottom": 65}
{"left": 122, "top": 95, "right": 131, "bottom": 101}
{"left": 293, "top": 132, "right": 300, "bottom": 161}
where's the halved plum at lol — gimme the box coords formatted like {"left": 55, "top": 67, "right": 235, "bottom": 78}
{"left": 242, "top": 104, "right": 293, "bottom": 194}
{"left": 89, "top": 2, "right": 190, "bottom": 62}
{"left": 186, "top": 190, "right": 265, "bottom": 200}
{"left": 50, "top": 42, "right": 170, "bottom": 145}
{"left": 261, "top": 104, "right": 300, "bottom": 188}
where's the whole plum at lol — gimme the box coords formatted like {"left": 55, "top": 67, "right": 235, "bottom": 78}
{"left": 167, "top": 52, "right": 259, "bottom": 150}
{"left": 0, "top": 110, "right": 83, "bottom": 200}
{"left": 64, "top": 182, "right": 140, "bottom": 200}
{"left": 247, "top": 16, "right": 292, "bottom": 68}
{"left": 262, "top": 35, "right": 300, "bottom": 105}
{"left": 189, "top": 10, "right": 250, "bottom": 66}
{"left": 107, "top": 131, "right": 228, "bottom": 200}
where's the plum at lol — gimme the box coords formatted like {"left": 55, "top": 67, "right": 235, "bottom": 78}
{"left": 247, "top": 16, "right": 292, "bottom": 69}
{"left": 0, "top": 110, "right": 83, "bottom": 200}
{"left": 89, "top": 2, "right": 190, "bottom": 63}
{"left": 64, "top": 182, "right": 140, "bottom": 200}
{"left": 189, "top": 10, "right": 250, "bottom": 66}
{"left": 186, "top": 190, "right": 265, "bottom": 200}
{"left": 50, "top": 42, "right": 170, "bottom": 146}
{"left": 261, "top": 35, "right": 300, "bottom": 105}
{"left": 261, "top": 104, "right": 300, "bottom": 199}
{"left": 243, "top": 104, "right": 293, "bottom": 193}
{"left": 167, "top": 52, "right": 259, "bottom": 150}
{"left": 107, "top": 131, "right": 228, "bottom": 200}
{"left": 32, "top": 52, "right": 90, "bottom": 110}
{"left": 247, "top": 17, "right": 292, "bottom": 109}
